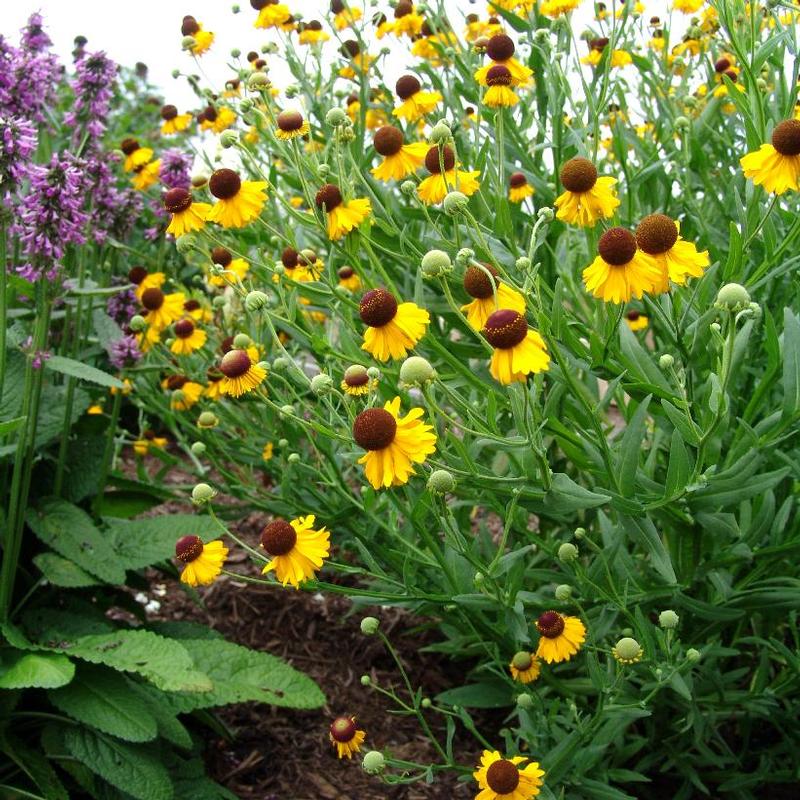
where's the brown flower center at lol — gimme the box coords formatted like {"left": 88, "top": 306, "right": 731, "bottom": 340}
{"left": 373, "top": 125, "right": 404, "bottom": 156}
{"left": 181, "top": 16, "right": 199, "bottom": 36}
{"left": 174, "top": 318, "right": 195, "bottom": 338}
{"left": 120, "top": 138, "right": 139, "bottom": 155}
{"left": 395, "top": 74, "right": 421, "bottom": 100}
{"left": 626, "top": 310, "right": 640, "bottom": 321}
{"left": 329, "top": 716, "right": 357, "bottom": 743}
{"left": 315, "top": 184, "right": 343, "bottom": 212}
{"left": 219, "top": 349, "right": 252, "bottom": 378}
{"left": 714, "top": 57, "right": 731, "bottom": 73}
{"left": 559, "top": 157, "right": 598, "bottom": 193}
{"left": 164, "top": 187, "right": 192, "bottom": 214}
{"left": 338, "top": 266, "right": 355, "bottom": 279}
{"left": 161, "top": 104, "right": 178, "bottom": 120}
{"left": 537, "top": 610, "right": 565, "bottom": 638}
{"left": 486, "top": 760, "right": 520, "bottom": 794}
{"left": 341, "top": 39, "right": 360, "bottom": 58}
{"left": 220, "top": 336, "right": 234, "bottom": 353}
{"left": 508, "top": 171, "right": 527, "bottom": 188}
{"left": 209, "top": 169, "right": 242, "bottom": 200}
{"left": 211, "top": 246, "right": 233, "bottom": 267}
{"left": 165, "top": 374, "right": 187, "bottom": 391}
{"left": 598, "top": 227, "right": 638, "bottom": 266}
{"left": 175, "top": 535, "right": 203, "bottom": 563}
{"left": 772, "top": 119, "right": 800, "bottom": 156}
{"left": 359, "top": 288, "right": 398, "bottom": 327}
{"left": 331, "top": 0, "right": 345, "bottom": 14}
{"left": 394, "top": 0, "right": 413, "bottom": 18}
{"left": 184, "top": 299, "right": 200, "bottom": 312}
{"left": 203, "top": 105, "right": 218, "bottom": 122}
{"left": 635, "top": 213, "right": 677, "bottom": 255}
{"left": 463, "top": 263, "right": 499, "bottom": 300}
{"left": 281, "top": 247, "right": 299, "bottom": 269}
{"left": 482, "top": 309, "right": 527, "bottom": 349}
{"left": 207, "top": 367, "right": 223, "bottom": 382}
{"left": 425, "top": 145, "right": 455, "bottom": 174}
{"left": 344, "top": 368, "right": 369, "bottom": 387}
{"left": 306, "top": 20, "right": 323, "bottom": 31}
{"left": 353, "top": 408, "right": 397, "bottom": 450}
{"left": 487, "top": 33, "right": 515, "bottom": 62}
{"left": 141, "top": 287, "right": 165, "bottom": 310}
{"left": 277, "top": 109, "right": 304, "bottom": 132}
{"left": 260, "top": 519, "right": 297, "bottom": 555}
{"left": 590, "top": 36, "right": 609, "bottom": 52}
{"left": 128, "top": 266, "right": 148, "bottom": 285}
{"left": 486, "top": 64, "right": 512, "bottom": 87}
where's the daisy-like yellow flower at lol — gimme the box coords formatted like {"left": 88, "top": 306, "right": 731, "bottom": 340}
{"left": 133, "top": 431, "right": 167, "bottom": 456}
{"left": 253, "top": 0, "right": 291, "bottom": 28}
{"left": 554, "top": 157, "right": 620, "bottom": 227}
{"left": 370, "top": 125, "right": 428, "bottom": 182}
{"left": 131, "top": 160, "right": 160, "bottom": 191}
{"left": 581, "top": 39, "right": 632, "bottom": 68}
{"left": 329, "top": 716, "right": 366, "bottom": 759}
{"left": 359, "top": 288, "right": 429, "bottom": 361}
{"left": 170, "top": 318, "right": 207, "bottom": 355}
{"left": 635, "top": 214, "right": 710, "bottom": 293}
{"left": 199, "top": 105, "right": 236, "bottom": 134}
{"left": 209, "top": 246, "right": 249, "bottom": 287}
{"left": 275, "top": 109, "right": 310, "bottom": 140}
{"left": 259, "top": 515, "right": 330, "bottom": 587}
{"left": 164, "top": 375, "right": 204, "bottom": 411}
{"left": 164, "top": 188, "right": 211, "bottom": 237}
{"left": 128, "top": 266, "right": 164, "bottom": 301}
{"left": 338, "top": 265, "right": 362, "bottom": 292}
{"left": 625, "top": 310, "right": 649, "bottom": 331}
{"left": 391, "top": 0, "right": 425, "bottom": 37}
{"left": 262, "top": 442, "right": 274, "bottom": 461}
{"left": 140, "top": 286, "right": 185, "bottom": 331}
{"left": 120, "top": 138, "right": 153, "bottom": 172}
{"left": 205, "top": 367, "right": 224, "bottom": 400}
{"left": 298, "top": 20, "right": 330, "bottom": 44}
{"left": 540, "top": 0, "right": 580, "bottom": 17}
{"left": 341, "top": 364, "right": 377, "bottom": 396}
{"left": 183, "top": 298, "right": 212, "bottom": 323}
{"left": 87, "top": 404, "right": 104, "bottom": 415}
{"left": 218, "top": 349, "right": 266, "bottom": 398}
{"left": 160, "top": 104, "right": 192, "bottom": 135}
{"left": 315, "top": 183, "right": 372, "bottom": 241}
{"left": 673, "top": 0, "right": 704, "bottom": 13}
{"left": 508, "top": 171, "right": 534, "bottom": 203}
{"left": 181, "top": 16, "right": 214, "bottom": 56}
{"left": 509, "top": 651, "right": 541, "bottom": 684}
{"left": 206, "top": 169, "right": 267, "bottom": 229}
{"left": 393, "top": 75, "right": 443, "bottom": 122}
{"left": 475, "top": 35, "right": 533, "bottom": 89}
{"left": 461, "top": 263, "right": 525, "bottom": 331}
{"left": 175, "top": 535, "right": 228, "bottom": 587}
{"left": 583, "top": 227, "right": 662, "bottom": 304}
{"left": 473, "top": 750, "right": 545, "bottom": 800}
{"left": 338, "top": 40, "right": 373, "bottom": 79}
{"left": 331, "top": 0, "right": 361, "bottom": 30}
{"left": 278, "top": 247, "right": 321, "bottom": 282}
{"left": 417, "top": 146, "right": 481, "bottom": 206}
{"left": 482, "top": 310, "right": 550, "bottom": 385}
{"left": 535, "top": 610, "right": 586, "bottom": 663}
{"left": 484, "top": 64, "right": 519, "bottom": 108}
{"left": 740, "top": 119, "right": 800, "bottom": 195}
{"left": 353, "top": 398, "right": 437, "bottom": 489}
{"left": 411, "top": 27, "right": 459, "bottom": 66}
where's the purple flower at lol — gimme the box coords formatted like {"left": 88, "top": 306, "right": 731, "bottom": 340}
{"left": 20, "top": 13, "right": 52, "bottom": 54}
{"left": 109, "top": 334, "right": 142, "bottom": 369}
{"left": 0, "top": 115, "right": 37, "bottom": 188}
{"left": 159, "top": 148, "right": 192, "bottom": 190}
{"left": 0, "top": 24, "right": 60, "bottom": 122}
{"left": 83, "top": 153, "right": 142, "bottom": 244}
{"left": 106, "top": 280, "right": 139, "bottom": 325}
{"left": 65, "top": 51, "right": 118, "bottom": 146}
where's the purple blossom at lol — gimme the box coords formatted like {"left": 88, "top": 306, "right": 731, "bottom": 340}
{"left": 0, "top": 115, "right": 37, "bottom": 188}
{"left": 0, "top": 24, "right": 60, "bottom": 122}
{"left": 83, "top": 153, "right": 142, "bottom": 244}
{"left": 14, "top": 152, "right": 89, "bottom": 282}
{"left": 65, "top": 51, "right": 118, "bottom": 145}
{"left": 159, "top": 148, "right": 192, "bottom": 190}
{"left": 109, "top": 334, "right": 142, "bottom": 369}
{"left": 20, "top": 13, "right": 52, "bottom": 54}
{"left": 106, "top": 280, "right": 139, "bottom": 325}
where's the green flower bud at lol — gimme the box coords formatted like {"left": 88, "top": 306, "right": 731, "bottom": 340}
{"left": 659, "top": 353, "right": 674, "bottom": 370}
{"left": 279, "top": 404, "right": 294, "bottom": 417}
{"left": 537, "top": 206, "right": 554, "bottom": 222}
{"left": 256, "top": 360, "right": 269, "bottom": 373}
{"left": 555, "top": 584, "right": 572, "bottom": 601}
{"left": 278, "top": 438, "right": 288, "bottom": 448}
{"left": 558, "top": 542, "right": 578, "bottom": 562}
{"left": 456, "top": 247, "right": 474, "bottom": 265}
{"left": 659, "top": 609, "right": 679, "bottom": 629}
{"left": 400, "top": 180, "right": 416, "bottom": 196}
{"left": 427, "top": 469, "right": 456, "bottom": 494}
{"left": 212, "top": 295, "right": 227, "bottom": 309}
{"left": 421, "top": 697, "right": 432, "bottom": 709}
{"left": 429, "top": 120, "right": 452, "bottom": 144}
{"left": 175, "top": 233, "right": 198, "bottom": 254}
{"left": 675, "top": 116, "right": 691, "bottom": 132}
{"left": 443, "top": 190, "right": 469, "bottom": 216}
{"left": 284, "top": 84, "right": 298, "bottom": 98}
{"left": 474, "top": 571, "right": 484, "bottom": 586}
{"left": 239, "top": 97, "right": 254, "bottom": 113}
{"left": 318, "top": 164, "right": 330, "bottom": 179}
{"left": 512, "top": 651, "right": 533, "bottom": 670}
{"left": 272, "top": 356, "right": 289, "bottom": 370}
{"left": 191, "top": 482, "right": 217, "bottom": 505}
{"left": 366, "top": 366, "right": 381, "bottom": 380}
{"left": 171, "top": 389, "right": 185, "bottom": 403}
{"left": 181, "top": 35, "right": 196, "bottom": 50}
{"left": 716, "top": 282, "right": 750, "bottom": 310}
{"left": 171, "top": 69, "right": 180, "bottom": 79}
{"left": 220, "top": 130, "right": 239, "bottom": 148}
{"left": 686, "top": 648, "right": 701, "bottom": 663}
{"left": 360, "top": 674, "right": 371, "bottom": 686}
{"left": 245, "top": 290, "right": 269, "bottom": 312}
{"left": 248, "top": 72, "right": 270, "bottom": 91}
{"left": 231, "top": 4, "right": 240, "bottom": 13}
{"left": 516, "top": 693, "right": 534, "bottom": 709}
{"left": 360, "top": 616, "right": 380, "bottom": 635}
{"left": 310, "top": 373, "right": 333, "bottom": 395}
{"left": 515, "top": 256, "right": 532, "bottom": 270}
{"left": 362, "top": 750, "right": 386, "bottom": 775}
{"left": 613, "top": 637, "right": 643, "bottom": 663}
{"left": 191, "top": 441, "right": 207, "bottom": 455}
{"left": 233, "top": 333, "right": 251, "bottom": 348}
{"left": 191, "top": 171, "right": 209, "bottom": 188}
{"left": 129, "top": 315, "right": 147, "bottom": 332}
{"left": 287, "top": 453, "right": 300, "bottom": 463}
{"left": 420, "top": 249, "right": 452, "bottom": 278}
{"left": 326, "top": 107, "right": 347, "bottom": 126}
{"left": 574, "top": 527, "right": 586, "bottom": 539}
{"left": 399, "top": 355, "right": 436, "bottom": 386}
{"left": 197, "top": 411, "right": 219, "bottom": 429}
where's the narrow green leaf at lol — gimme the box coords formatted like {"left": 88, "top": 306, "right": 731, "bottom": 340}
{"left": 44, "top": 355, "right": 124, "bottom": 389}
{"left": 617, "top": 395, "right": 651, "bottom": 497}
{"left": 620, "top": 515, "right": 676, "bottom": 584}
{"left": 782, "top": 307, "right": 800, "bottom": 419}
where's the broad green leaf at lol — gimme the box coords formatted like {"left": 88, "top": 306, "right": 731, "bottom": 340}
{"left": 0, "top": 415, "right": 26, "bottom": 436}
{"left": 33, "top": 553, "right": 101, "bottom": 587}
{"left": 782, "top": 307, "right": 800, "bottom": 419}
{"left": 436, "top": 681, "right": 511, "bottom": 708}
{"left": 617, "top": 395, "right": 651, "bottom": 497}
{"left": 543, "top": 473, "right": 611, "bottom": 515}
{"left": 44, "top": 355, "right": 124, "bottom": 389}
{"left": 620, "top": 515, "right": 676, "bottom": 584}
{"left": 49, "top": 665, "right": 159, "bottom": 743}
{"left": 0, "top": 651, "right": 75, "bottom": 689}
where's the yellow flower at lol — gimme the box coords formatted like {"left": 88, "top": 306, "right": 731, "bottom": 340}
{"left": 337, "top": 265, "right": 362, "bottom": 292}
{"left": 474, "top": 35, "right": 533, "bottom": 88}
{"left": 183, "top": 298, "right": 213, "bottom": 323}
{"left": 359, "top": 288, "right": 429, "bottom": 361}
{"left": 370, "top": 125, "right": 428, "bottom": 182}
{"left": 275, "top": 109, "right": 310, "bottom": 140}
{"left": 554, "top": 157, "right": 620, "bottom": 227}
{"left": 298, "top": 22, "right": 330, "bottom": 44}
{"left": 87, "top": 404, "right": 104, "bottom": 415}
{"left": 673, "top": 0, "right": 704, "bottom": 13}
{"left": 181, "top": 16, "right": 214, "bottom": 55}
{"left": 353, "top": 397, "right": 437, "bottom": 489}
{"left": 740, "top": 119, "right": 800, "bottom": 195}
{"left": 333, "top": 1, "right": 362, "bottom": 30}
{"left": 218, "top": 349, "right": 266, "bottom": 398}
{"left": 262, "top": 442, "right": 274, "bottom": 461}
{"left": 341, "top": 364, "right": 377, "bottom": 396}
{"left": 635, "top": 214, "right": 710, "bottom": 293}
{"left": 259, "top": 515, "right": 330, "bottom": 587}
{"left": 206, "top": 169, "right": 267, "bottom": 228}
{"left": 120, "top": 138, "right": 153, "bottom": 172}
{"left": 483, "top": 310, "right": 550, "bottom": 385}
{"left": 484, "top": 65, "right": 519, "bottom": 108}
{"left": 391, "top": 2, "right": 425, "bottom": 37}
{"left": 535, "top": 611, "right": 586, "bottom": 663}
{"left": 209, "top": 247, "right": 250, "bottom": 287}
{"left": 205, "top": 369, "right": 224, "bottom": 400}
{"left": 625, "top": 311, "right": 649, "bottom": 332}
{"left": 128, "top": 267, "right": 164, "bottom": 301}
{"left": 393, "top": 75, "right": 443, "bottom": 122}
{"left": 160, "top": 105, "right": 192, "bottom": 135}
{"left": 509, "top": 651, "right": 541, "bottom": 684}
{"left": 540, "top": 0, "right": 580, "bottom": 18}
{"left": 417, "top": 145, "right": 481, "bottom": 205}
{"left": 131, "top": 160, "right": 160, "bottom": 191}
{"left": 581, "top": 44, "right": 632, "bottom": 68}
{"left": 314, "top": 184, "right": 371, "bottom": 240}
{"left": 199, "top": 105, "right": 236, "bottom": 134}
{"left": 164, "top": 188, "right": 211, "bottom": 237}
{"left": 508, "top": 172, "right": 534, "bottom": 203}
{"left": 461, "top": 263, "right": 525, "bottom": 331}
{"left": 583, "top": 227, "right": 662, "bottom": 304}
{"left": 170, "top": 318, "right": 207, "bottom": 355}
{"left": 254, "top": 1, "right": 291, "bottom": 28}
{"left": 163, "top": 376, "right": 204, "bottom": 411}
{"left": 473, "top": 750, "right": 545, "bottom": 800}
{"left": 329, "top": 716, "right": 366, "bottom": 759}
{"left": 133, "top": 432, "right": 167, "bottom": 457}
{"left": 140, "top": 287, "right": 185, "bottom": 331}
{"left": 175, "top": 536, "right": 227, "bottom": 587}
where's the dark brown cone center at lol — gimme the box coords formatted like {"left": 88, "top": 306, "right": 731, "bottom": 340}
{"left": 509, "top": 171, "right": 527, "bottom": 188}
{"left": 184, "top": 299, "right": 200, "bottom": 312}
{"left": 219, "top": 349, "right": 252, "bottom": 378}
{"left": 174, "top": 318, "right": 195, "bottom": 338}
{"left": 599, "top": 227, "right": 638, "bottom": 266}
{"left": 359, "top": 288, "right": 398, "bottom": 327}
{"left": 353, "top": 408, "right": 397, "bottom": 450}
{"left": 537, "top": 610, "right": 565, "bottom": 638}
{"left": 486, "top": 65, "right": 512, "bottom": 86}
{"left": 330, "top": 716, "right": 357, "bottom": 743}
{"left": 209, "top": 169, "right": 242, "bottom": 200}
{"left": 175, "top": 535, "right": 203, "bottom": 563}
{"left": 772, "top": 119, "right": 800, "bottom": 156}
{"left": 636, "top": 214, "right": 678, "bottom": 255}
{"left": 281, "top": 247, "right": 299, "bottom": 268}
{"left": 559, "top": 157, "right": 598, "bottom": 193}
{"left": 165, "top": 374, "right": 187, "bottom": 391}
{"left": 396, "top": 74, "right": 421, "bottom": 99}
{"left": 374, "top": 125, "right": 404, "bottom": 156}
{"left": 315, "top": 184, "right": 343, "bottom": 212}
{"left": 260, "top": 519, "right": 297, "bottom": 556}
{"left": 464, "top": 264, "right": 498, "bottom": 299}
{"left": 345, "top": 370, "right": 369, "bottom": 387}
{"left": 120, "top": 138, "right": 139, "bottom": 155}
{"left": 161, "top": 104, "right": 178, "bottom": 120}
{"left": 141, "top": 287, "right": 165, "bottom": 310}
{"left": 425, "top": 146, "right": 455, "bottom": 174}
{"left": 164, "top": 187, "right": 192, "bottom": 214}
{"left": 486, "top": 760, "right": 520, "bottom": 794}
{"left": 128, "top": 266, "right": 148, "bottom": 285}
{"left": 483, "top": 309, "right": 527, "bottom": 350}
{"left": 211, "top": 246, "right": 233, "bottom": 267}
{"left": 181, "top": 16, "right": 199, "bottom": 36}
{"left": 486, "top": 34, "right": 515, "bottom": 62}
{"left": 277, "top": 110, "right": 304, "bottom": 132}
{"left": 338, "top": 266, "right": 355, "bottom": 279}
